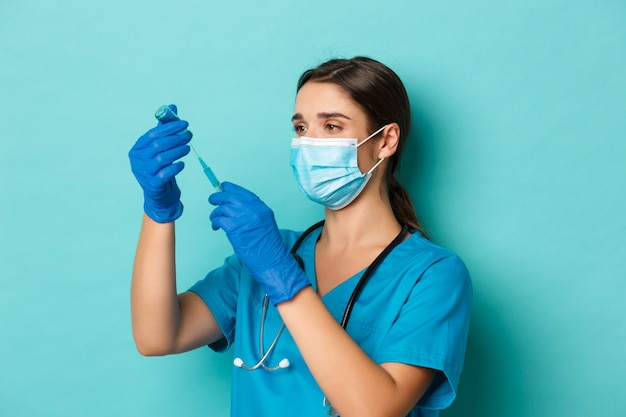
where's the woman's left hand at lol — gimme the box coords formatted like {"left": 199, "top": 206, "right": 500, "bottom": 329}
{"left": 209, "top": 182, "right": 310, "bottom": 304}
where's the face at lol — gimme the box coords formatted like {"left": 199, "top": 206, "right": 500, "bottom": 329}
{"left": 293, "top": 82, "right": 384, "bottom": 174}
{"left": 292, "top": 82, "right": 371, "bottom": 141}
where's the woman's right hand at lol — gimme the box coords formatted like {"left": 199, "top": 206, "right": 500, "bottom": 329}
{"left": 129, "top": 105, "right": 192, "bottom": 223}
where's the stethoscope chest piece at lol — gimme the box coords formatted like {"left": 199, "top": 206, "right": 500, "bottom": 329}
{"left": 233, "top": 294, "right": 290, "bottom": 371}
{"left": 323, "top": 395, "right": 339, "bottom": 416}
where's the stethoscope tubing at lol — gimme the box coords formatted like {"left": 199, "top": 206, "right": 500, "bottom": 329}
{"left": 339, "top": 222, "right": 409, "bottom": 328}
{"left": 234, "top": 294, "right": 288, "bottom": 371}
{"left": 235, "top": 221, "right": 409, "bottom": 372}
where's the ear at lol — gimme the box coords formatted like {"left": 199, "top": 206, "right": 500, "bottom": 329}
{"left": 377, "top": 123, "right": 400, "bottom": 159}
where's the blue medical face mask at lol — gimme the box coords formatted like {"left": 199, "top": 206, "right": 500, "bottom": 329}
{"left": 290, "top": 125, "right": 387, "bottom": 210}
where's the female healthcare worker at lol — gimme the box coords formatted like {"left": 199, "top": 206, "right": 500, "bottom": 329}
{"left": 128, "top": 56, "right": 472, "bottom": 417}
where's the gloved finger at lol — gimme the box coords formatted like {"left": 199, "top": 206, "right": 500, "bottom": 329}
{"left": 209, "top": 205, "right": 231, "bottom": 231}
{"left": 221, "top": 181, "right": 261, "bottom": 200}
{"left": 134, "top": 120, "right": 190, "bottom": 149}
{"left": 137, "top": 130, "right": 192, "bottom": 160}
{"left": 209, "top": 190, "right": 237, "bottom": 207}
{"left": 151, "top": 129, "right": 192, "bottom": 152}
{"left": 156, "top": 161, "right": 186, "bottom": 182}
{"left": 130, "top": 143, "right": 189, "bottom": 177}
{"left": 154, "top": 144, "right": 191, "bottom": 167}
{"left": 139, "top": 161, "right": 185, "bottom": 193}
{"left": 209, "top": 198, "right": 252, "bottom": 224}
{"left": 208, "top": 191, "right": 254, "bottom": 209}
{"left": 148, "top": 121, "right": 190, "bottom": 143}
{"left": 208, "top": 183, "right": 259, "bottom": 207}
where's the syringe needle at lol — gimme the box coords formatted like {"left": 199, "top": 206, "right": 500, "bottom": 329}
{"left": 190, "top": 143, "right": 201, "bottom": 158}
{"left": 190, "top": 144, "right": 223, "bottom": 192}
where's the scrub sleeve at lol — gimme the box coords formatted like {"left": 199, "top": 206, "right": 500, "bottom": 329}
{"left": 374, "top": 252, "right": 472, "bottom": 409}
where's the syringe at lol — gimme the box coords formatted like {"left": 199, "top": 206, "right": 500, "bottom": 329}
{"left": 154, "top": 105, "right": 223, "bottom": 192}
{"left": 189, "top": 143, "right": 223, "bottom": 192}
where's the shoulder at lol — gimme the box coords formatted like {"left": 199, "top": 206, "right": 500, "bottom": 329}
{"left": 398, "top": 232, "right": 472, "bottom": 290}
{"left": 403, "top": 232, "right": 467, "bottom": 268}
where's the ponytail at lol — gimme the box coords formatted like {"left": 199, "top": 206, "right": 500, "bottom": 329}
{"left": 387, "top": 174, "right": 429, "bottom": 239}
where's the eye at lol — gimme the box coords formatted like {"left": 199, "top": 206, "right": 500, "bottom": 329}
{"left": 325, "top": 123, "right": 341, "bottom": 132}
{"left": 293, "top": 124, "right": 307, "bottom": 134}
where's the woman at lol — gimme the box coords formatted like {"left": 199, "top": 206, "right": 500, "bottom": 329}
{"left": 129, "top": 57, "right": 472, "bottom": 417}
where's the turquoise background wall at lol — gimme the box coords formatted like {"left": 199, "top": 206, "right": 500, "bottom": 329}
{"left": 1, "top": 0, "right": 625, "bottom": 416}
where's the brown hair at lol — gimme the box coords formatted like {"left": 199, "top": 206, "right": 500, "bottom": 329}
{"left": 297, "top": 56, "right": 428, "bottom": 237}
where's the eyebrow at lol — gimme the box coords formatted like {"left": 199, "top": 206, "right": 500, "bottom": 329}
{"left": 291, "top": 112, "right": 352, "bottom": 121}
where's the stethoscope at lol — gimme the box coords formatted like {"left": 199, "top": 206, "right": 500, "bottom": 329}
{"left": 233, "top": 220, "right": 409, "bottom": 413}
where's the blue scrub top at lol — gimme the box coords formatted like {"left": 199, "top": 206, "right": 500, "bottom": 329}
{"left": 189, "top": 227, "right": 472, "bottom": 417}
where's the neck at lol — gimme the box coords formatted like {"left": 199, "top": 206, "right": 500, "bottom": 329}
{"left": 319, "top": 188, "right": 402, "bottom": 250}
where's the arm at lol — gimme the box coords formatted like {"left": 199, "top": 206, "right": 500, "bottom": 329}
{"left": 128, "top": 105, "right": 223, "bottom": 356}
{"left": 278, "top": 288, "right": 436, "bottom": 417}
{"left": 283, "top": 254, "right": 473, "bottom": 416}
{"left": 130, "top": 214, "right": 223, "bottom": 356}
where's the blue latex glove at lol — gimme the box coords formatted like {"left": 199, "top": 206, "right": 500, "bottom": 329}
{"left": 209, "top": 182, "right": 311, "bottom": 305}
{"left": 129, "top": 104, "right": 192, "bottom": 223}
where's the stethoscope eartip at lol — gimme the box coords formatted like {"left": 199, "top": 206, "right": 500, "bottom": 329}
{"left": 233, "top": 357, "right": 244, "bottom": 367}
{"left": 278, "top": 358, "right": 290, "bottom": 369}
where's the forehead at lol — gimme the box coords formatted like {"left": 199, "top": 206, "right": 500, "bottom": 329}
{"left": 294, "top": 82, "right": 363, "bottom": 118}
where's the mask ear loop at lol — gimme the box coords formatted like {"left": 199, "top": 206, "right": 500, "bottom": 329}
{"left": 364, "top": 157, "right": 385, "bottom": 175}
{"left": 356, "top": 124, "right": 389, "bottom": 176}
{"left": 355, "top": 125, "right": 388, "bottom": 148}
